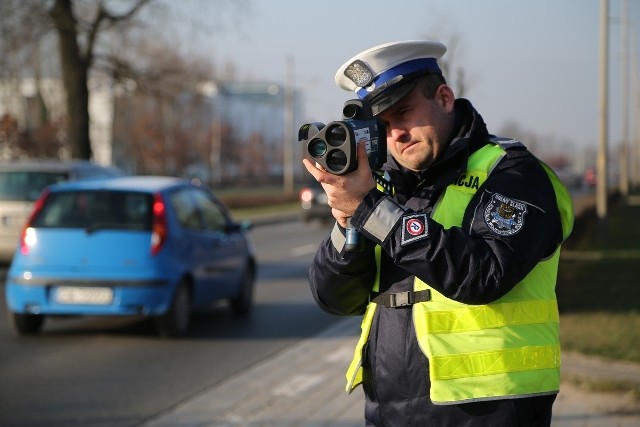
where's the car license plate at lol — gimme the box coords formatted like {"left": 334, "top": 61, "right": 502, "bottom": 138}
{"left": 55, "top": 286, "right": 114, "bottom": 305}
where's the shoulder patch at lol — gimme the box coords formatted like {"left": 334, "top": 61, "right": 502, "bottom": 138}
{"left": 490, "top": 136, "right": 526, "bottom": 150}
{"left": 401, "top": 214, "right": 429, "bottom": 246}
{"left": 483, "top": 193, "right": 527, "bottom": 236}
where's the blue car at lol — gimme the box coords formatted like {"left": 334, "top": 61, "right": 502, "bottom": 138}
{"left": 4, "top": 176, "right": 256, "bottom": 337}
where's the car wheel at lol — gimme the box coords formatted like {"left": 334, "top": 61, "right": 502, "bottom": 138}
{"left": 230, "top": 266, "right": 254, "bottom": 317}
{"left": 9, "top": 313, "right": 45, "bottom": 336}
{"left": 155, "top": 280, "right": 191, "bottom": 338}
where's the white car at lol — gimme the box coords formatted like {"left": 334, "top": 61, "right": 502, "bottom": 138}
{"left": 0, "top": 159, "right": 123, "bottom": 263}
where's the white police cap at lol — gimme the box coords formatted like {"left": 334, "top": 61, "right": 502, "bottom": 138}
{"left": 335, "top": 40, "right": 447, "bottom": 115}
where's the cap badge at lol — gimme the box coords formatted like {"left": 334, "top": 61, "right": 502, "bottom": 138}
{"left": 344, "top": 60, "right": 374, "bottom": 88}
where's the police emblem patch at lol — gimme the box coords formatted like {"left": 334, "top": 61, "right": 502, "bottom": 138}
{"left": 401, "top": 214, "right": 428, "bottom": 245}
{"left": 483, "top": 193, "right": 527, "bottom": 236}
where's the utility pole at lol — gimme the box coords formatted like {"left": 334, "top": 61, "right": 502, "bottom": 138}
{"left": 211, "top": 108, "right": 222, "bottom": 187}
{"left": 635, "top": 86, "right": 640, "bottom": 190}
{"left": 209, "top": 83, "right": 223, "bottom": 188}
{"left": 636, "top": 93, "right": 640, "bottom": 190}
{"left": 629, "top": 10, "right": 640, "bottom": 190}
{"left": 627, "top": 8, "right": 639, "bottom": 190}
{"left": 283, "top": 56, "right": 295, "bottom": 196}
{"left": 619, "top": 0, "right": 630, "bottom": 196}
{"left": 597, "top": 0, "right": 609, "bottom": 220}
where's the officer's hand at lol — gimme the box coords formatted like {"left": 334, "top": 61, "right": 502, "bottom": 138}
{"left": 302, "top": 142, "right": 375, "bottom": 218}
{"left": 331, "top": 208, "right": 351, "bottom": 228}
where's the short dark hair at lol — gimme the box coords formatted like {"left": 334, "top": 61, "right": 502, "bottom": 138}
{"left": 417, "top": 73, "right": 447, "bottom": 99}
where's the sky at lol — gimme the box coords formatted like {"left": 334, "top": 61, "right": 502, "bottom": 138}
{"left": 176, "top": 0, "right": 639, "bottom": 156}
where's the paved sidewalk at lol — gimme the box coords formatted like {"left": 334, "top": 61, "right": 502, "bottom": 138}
{"left": 141, "top": 317, "right": 640, "bottom": 427}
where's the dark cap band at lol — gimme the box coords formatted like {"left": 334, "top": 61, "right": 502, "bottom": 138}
{"left": 356, "top": 58, "right": 440, "bottom": 100}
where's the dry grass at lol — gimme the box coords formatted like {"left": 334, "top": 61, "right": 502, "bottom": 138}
{"left": 558, "top": 193, "right": 640, "bottom": 363}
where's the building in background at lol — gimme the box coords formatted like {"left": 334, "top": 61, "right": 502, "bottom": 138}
{"left": 1, "top": 76, "right": 304, "bottom": 187}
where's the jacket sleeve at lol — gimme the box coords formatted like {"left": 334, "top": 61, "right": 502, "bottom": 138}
{"left": 350, "top": 153, "right": 565, "bottom": 305}
{"left": 308, "top": 223, "right": 377, "bottom": 316}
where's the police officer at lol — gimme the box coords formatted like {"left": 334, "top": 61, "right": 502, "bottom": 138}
{"left": 303, "top": 40, "right": 574, "bottom": 426}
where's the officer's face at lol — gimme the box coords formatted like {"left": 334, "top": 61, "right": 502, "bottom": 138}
{"left": 378, "top": 84, "right": 455, "bottom": 171}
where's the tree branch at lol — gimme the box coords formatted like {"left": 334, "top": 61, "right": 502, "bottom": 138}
{"left": 85, "top": 0, "right": 152, "bottom": 66}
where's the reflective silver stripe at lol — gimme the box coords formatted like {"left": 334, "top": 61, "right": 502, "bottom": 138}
{"left": 362, "top": 198, "right": 405, "bottom": 242}
{"left": 487, "top": 152, "right": 506, "bottom": 175}
{"left": 331, "top": 222, "right": 346, "bottom": 252}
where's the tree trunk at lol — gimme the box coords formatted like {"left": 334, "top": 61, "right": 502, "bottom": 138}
{"left": 49, "top": 0, "right": 92, "bottom": 160}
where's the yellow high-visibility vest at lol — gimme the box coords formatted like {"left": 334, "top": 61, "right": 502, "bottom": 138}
{"left": 345, "top": 141, "right": 574, "bottom": 404}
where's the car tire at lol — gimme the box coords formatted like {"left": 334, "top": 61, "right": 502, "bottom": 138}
{"left": 155, "top": 280, "right": 191, "bottom": 338}
{"left": 9, "top": 312, "right": 45, "bottom": 335}
{"left": 230, "top": 266, "right": 254, "bottom": 317}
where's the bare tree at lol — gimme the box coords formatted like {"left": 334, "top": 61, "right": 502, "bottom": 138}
{"left": 0, "top": 1, "right": 52, "bottom": 79}
{"left": 434, "top": 33, "right": 468, "bottom": 98}
{"left": 48, "top": 0, "right": 152, "bottom": 159}
{"left": 0, "top": 0, "right": 152, "bottom": 159}
{"left": 1, "top": 0, "right": 247, "bottom": 163}
{"left": 110, "top": 35, "right": 217, "bottom": 176}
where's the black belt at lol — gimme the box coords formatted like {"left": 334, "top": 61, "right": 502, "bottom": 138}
{"left": 370, "top": 290, "right": 431, "bottom": 308}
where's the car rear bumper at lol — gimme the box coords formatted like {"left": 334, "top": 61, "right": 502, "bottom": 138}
{"left": 5, "top": 278, "right": 174, "bottom": 316}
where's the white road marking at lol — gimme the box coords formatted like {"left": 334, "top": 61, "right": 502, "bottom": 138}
{"left": 290, "top": 243, "right": 318, "bottom": 257}
{"left": 272, "top": 374, "right": 324, "bottom": 396}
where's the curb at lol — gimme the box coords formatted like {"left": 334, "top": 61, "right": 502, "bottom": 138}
{"left": 140, "top": 317, "right": 640, "bottom": 427}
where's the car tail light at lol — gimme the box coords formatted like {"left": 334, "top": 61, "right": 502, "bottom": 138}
{"left": 300, "top": 188, "right": 313, "bottom": 202}
{"left": 20, "top": 189, "right": 50, "bottom": 255}
{"left": 150, "top": 193, "right": 168, "bottom": 256}
{"left": 300, "top": 187, "right": 314, "bottom": 209}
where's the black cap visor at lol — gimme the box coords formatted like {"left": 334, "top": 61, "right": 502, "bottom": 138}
{"left": 369, "top": 78, "right": 419, "bottom": 116}
{"left": 367, "top": 70, "right": 444, "bottom": 116}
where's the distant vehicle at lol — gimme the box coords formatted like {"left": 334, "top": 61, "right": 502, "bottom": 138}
{"left": 584, "top": 168, "right": 597, "bottom": 187}
{"left": 299, "top": 179, "right": 332, "bottom": 223}
{"left": 4, "top": 176, "right": 256, "bottom": 338}
{"left": 0, "top": 159, "right": 123, "bottom": 263}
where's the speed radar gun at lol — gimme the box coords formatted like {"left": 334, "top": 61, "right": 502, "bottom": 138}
{"left": 298, "top": 99, "right": 387, "bottom": 251}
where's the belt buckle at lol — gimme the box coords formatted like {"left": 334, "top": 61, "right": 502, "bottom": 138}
{"left": 389, "top": 291, "right": 412, "bottom": 308}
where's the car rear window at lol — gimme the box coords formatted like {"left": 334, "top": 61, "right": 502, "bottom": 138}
{"left": 31, "top": 190, "right": 153, "bottom": 231}
{"left": 0, "top": 171, "right": 69, "bottom": 202}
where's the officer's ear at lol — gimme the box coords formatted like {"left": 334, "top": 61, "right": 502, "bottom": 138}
{"left": 435, "top": 84, "right": 455, "bottom": 113}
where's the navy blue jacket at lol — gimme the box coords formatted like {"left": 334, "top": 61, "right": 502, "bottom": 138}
{"left": 308, "top": 99, "right": 563, "bottom": 426}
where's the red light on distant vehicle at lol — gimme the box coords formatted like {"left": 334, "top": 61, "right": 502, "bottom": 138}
{"left": 300, "top": 188, "right": 313, "bottom": 202}
{"left": 151, "top": 193, "right": 168, "bottom": 255}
